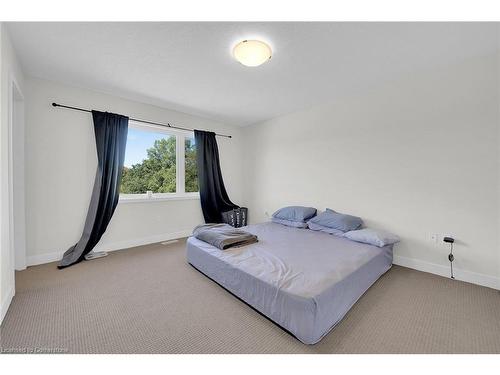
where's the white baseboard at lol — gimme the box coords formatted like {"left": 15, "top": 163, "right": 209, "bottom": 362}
{"left": 24, "top": 235, "right": 500, "bottom": 291}
{"left": 0, "top": 286, "right": 15, "bottom": 326}
{"left": 393, "top": 255, "right": 499, "bottom": 290}
{"left": 94, "top": 230, "right": 192, "bottom": 253}
{"left": 26, "top": 230, "right": 192, "bottom": 267}
{"left": 26, "top": 251, "right": 63, "bottom": 266}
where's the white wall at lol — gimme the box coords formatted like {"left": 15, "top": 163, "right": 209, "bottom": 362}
{"left": 24, "top": 77, "right": 243, "bottom": 265}
{"left": 242, "top": 53, "right": 500, "bottom": 289}
{"left": 12, "top": 92, "right": 25, "bottom": 270}
{"left": 0, "top": 23, "right": 25, "bottom": 324}
{"left": 8, "top": 29, "right": 500, "bottom": 299}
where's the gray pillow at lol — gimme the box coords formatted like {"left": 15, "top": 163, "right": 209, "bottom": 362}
{"left": 307, "top": 221, "right": 344, "bottom": 236}
{"left": 272, "top": 206, "right": 317, "bottom": 222}
{"left": 272, "top": 217, "right": 308, "bottom": 228}
{"left": 344, "top": 228, "right": 400, "bottom": 247}
{"left": 308, "top": 209, "right": 363, "bottom": 232}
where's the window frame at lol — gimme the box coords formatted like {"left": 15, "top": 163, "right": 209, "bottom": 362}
{"left": 119, "top": 120, "right": 200, "bottom": 203}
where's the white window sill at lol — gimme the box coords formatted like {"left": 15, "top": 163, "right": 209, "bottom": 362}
{"left": 119, "top": 193, "right": 200, "bottom": 204}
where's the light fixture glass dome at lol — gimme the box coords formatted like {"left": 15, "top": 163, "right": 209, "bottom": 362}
{"left": 233, "top": 40, "right": 272, "bottom": 67}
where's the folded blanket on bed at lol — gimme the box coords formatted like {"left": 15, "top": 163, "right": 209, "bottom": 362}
{"left": 192, "top": 224, "right": 258, "bottom": 250}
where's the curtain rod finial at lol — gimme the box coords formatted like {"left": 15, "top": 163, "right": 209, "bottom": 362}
{"left": 52, "top": 102, "right": 58, "bottom": 107}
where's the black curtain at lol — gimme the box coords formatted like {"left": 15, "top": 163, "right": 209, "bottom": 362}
{"left": 58, "top": 111, "right": 128, "bottom": 269}
{"left": 195, "top": 130, "right": 237, "bottom": 223}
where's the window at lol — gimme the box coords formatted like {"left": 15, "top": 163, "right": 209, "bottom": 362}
{"left": 120, "top": 121, "right": 198, "bottom": 201}
{"left": 185, "top": 136, "right": 198, "bottom": 193}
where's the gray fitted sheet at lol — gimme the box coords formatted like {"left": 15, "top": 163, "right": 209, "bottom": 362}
{"left": 186, "top": 222, "right": 393, "bottom": 344}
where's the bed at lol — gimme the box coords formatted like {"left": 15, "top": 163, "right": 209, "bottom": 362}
{"left": 186, "top": 221, "right": 393, "bottom": 344}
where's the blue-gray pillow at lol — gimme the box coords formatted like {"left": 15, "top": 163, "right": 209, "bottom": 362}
{"left": 272, "top": 206, "right": 317, "bottom": 223}
{"left": 307, "top": 221, "right": 344, "bottom": 236}
{"left": 344, "top": 228, "right": 400, "bottom": 247}
{"left": 272, "top": 217, "right": 308, "bottom": 228}
{"left": 308, "top": 209, "right": 363, "bottom": 232}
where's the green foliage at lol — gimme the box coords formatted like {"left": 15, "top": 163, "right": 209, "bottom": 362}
{"left": 185, "top": 138, "right": 198, "bottom": 193}
{"left": 121, "top": 136, "right": 199, "bottom": 194}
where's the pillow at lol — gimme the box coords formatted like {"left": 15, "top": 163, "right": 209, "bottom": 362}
{"left": 307, "top": 221, "right": 345, "bottom": 236}
{"left": 343, "top": 228, "right": 400, "bottom": 247}
{"left": 308, "top": 209, "right": 363, "bottom": 232}
{"left": 272, "top": 217, "right": 308, "bottom": 228}
{"left": 272, "top": 206, "right": 317, "bottom": 223}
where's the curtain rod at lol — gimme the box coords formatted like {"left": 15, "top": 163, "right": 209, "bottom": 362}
{"left": 51, "top": 102, "right": 232, "bottom": 138}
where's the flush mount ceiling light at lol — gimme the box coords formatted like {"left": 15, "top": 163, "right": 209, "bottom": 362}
{"left": 233, "top": 40, "right": 272, "bottom": 67}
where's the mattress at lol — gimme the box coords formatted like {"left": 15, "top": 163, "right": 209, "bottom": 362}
{"left": 186, "top": 222, "right": 393, "bottom": 344}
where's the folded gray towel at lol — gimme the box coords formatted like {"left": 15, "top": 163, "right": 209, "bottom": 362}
{"left": 193, "top": 223, "right": 258, "bottom": 250}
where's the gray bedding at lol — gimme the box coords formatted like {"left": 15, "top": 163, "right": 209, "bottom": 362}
{"left": 186, "top": 221, "right": 393, "bottom": 344}
{"left": 193, "top": 223, "right": 258, "bottom": 250}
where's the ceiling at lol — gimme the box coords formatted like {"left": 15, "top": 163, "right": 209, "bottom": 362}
{"left": 7, "top": 22, "right": 498, "bottom": 126}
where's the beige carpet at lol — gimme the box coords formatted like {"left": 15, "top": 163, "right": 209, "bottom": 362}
{"left": 1, "top": 238, "right": 499, "bottom": 354}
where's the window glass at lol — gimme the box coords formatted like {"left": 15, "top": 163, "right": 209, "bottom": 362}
{"left": 121, "top": 127, "right": 177, "bottom": 194}
{"left": 185, "top": 136, "right": 198, "bottom": 193}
